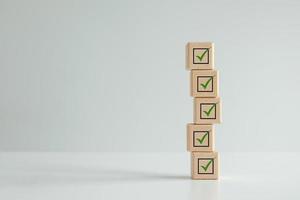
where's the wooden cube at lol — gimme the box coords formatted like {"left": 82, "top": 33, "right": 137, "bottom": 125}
{"left": 191, "top": 70, "right": 219, "bottom": 97}
{"left": 194, "top": 97, "right": 221, "bottom": 124}
{"left": 191, "top": 152, "right": 219, "bottom": 180}
{"left": 187, "top": 124, "right": 214, "bottom": 152}
{"left": 186, "top": 42, "right": 214, "bottom": 70}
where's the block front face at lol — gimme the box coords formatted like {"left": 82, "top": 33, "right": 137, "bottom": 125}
{"left": 191, "top": 70, "right": 219, "bottom": 97}
{"left": 191, "top": 152, "right": 219, "bottom": 179}
{"left": 187, "top": 124, "right": 214, "bottom": 152}
{"left": 186, "top": 42, "right": 214, "bottom": 70}
{"left": 194, "top": 97, "right": 221, "bottom": 124}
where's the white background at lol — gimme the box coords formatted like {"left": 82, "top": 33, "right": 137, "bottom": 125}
{"left": 1, "top": 0, "right": 300, "bottom": 152}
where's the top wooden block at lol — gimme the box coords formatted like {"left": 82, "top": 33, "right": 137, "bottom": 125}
{"left": 186, "top": 42, "right": 214, "bottom": 70}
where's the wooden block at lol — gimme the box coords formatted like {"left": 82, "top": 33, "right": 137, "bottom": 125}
{"left": 191, "top": 70, "right": 219, "bottom": 97}
{"left": 191, "top": 151, "right": 219, "bottom": 180}
{"left": 187, "top": 124, "right": 214, "bottom": 152}
{"left": 186, "top": 42, "right": 214, "bottom": 70}
{"left": 194, "top": 97, "right": 221, "bottom": 124}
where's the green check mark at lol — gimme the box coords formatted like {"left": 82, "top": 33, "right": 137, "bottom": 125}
{"left": 200, "top": 77, "right": 213, "bottom": 89}
{"left": 203, "top": 104, "right": 216, "bottom": 117}
{"left": 201, "top": 159, "right": 213, "bottom": 172}
{"left": 196, "top": 49, "right": 208, "bottom": 61}
{"left": 196, "top": 131, "right": 209, "bottom": 144}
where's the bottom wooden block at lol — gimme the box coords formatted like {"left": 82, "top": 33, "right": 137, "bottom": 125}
{"left": 191, "top": 151, "right": 219, "bottom": 180}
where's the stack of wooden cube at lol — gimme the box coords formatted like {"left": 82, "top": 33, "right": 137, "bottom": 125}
{"left": 186, "top": 42, "right": 222, "bottom": 180}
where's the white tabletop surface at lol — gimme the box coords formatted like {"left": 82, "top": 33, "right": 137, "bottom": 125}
{"left": 0, "top": 152, "right": 299, "bottom": 200}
